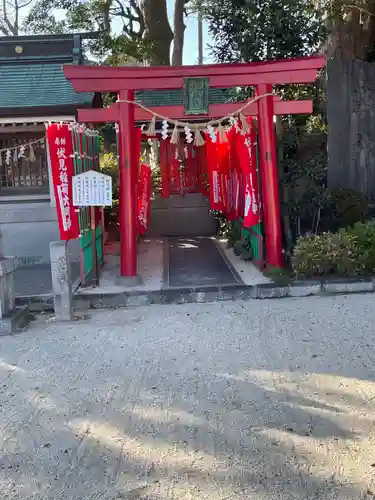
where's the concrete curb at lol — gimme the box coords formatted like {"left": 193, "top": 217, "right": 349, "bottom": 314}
{"left": 72, "top": 276, "right": 375, "bottom": 310}
{"left": 15, "top": 277, "right": 375, "bottom": 312}
{"left": 16, "top": 294, "right": 54, "bottom": 312}
{"left": 0, "top": 305, "right": 30, "bottom": 336}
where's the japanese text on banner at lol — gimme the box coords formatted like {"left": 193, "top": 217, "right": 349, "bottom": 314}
{"left": 47, "top": 124, "right": 79, "bottom": 240}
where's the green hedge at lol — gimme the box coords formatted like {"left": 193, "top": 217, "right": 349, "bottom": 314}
{"left": 101, "top": 153, "right": 119, "bottom": 229}
{"left": 326, "top": 188, "right": 368, "bottom": 231}
{"left": 292, "top": 221, "right": 375, "bottom": 278}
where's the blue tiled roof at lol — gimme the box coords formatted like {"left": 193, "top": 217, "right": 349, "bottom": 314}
{"left": 0, "top": 63, "right": 93, "bottom": 109}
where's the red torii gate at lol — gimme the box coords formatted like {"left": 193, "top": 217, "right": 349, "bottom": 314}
{"left": 64, "top": 55, "right": 325, "bottom": 280}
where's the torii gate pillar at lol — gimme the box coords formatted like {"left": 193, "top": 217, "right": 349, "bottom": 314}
{"left": 257, "top": 83, "right": 283, "bottom": 268}
{"left": 118, "top": 90, "right": 138, "bottom": 279}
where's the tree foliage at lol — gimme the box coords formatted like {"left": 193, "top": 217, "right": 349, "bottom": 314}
{"left": 196, "top": 0, "right": 375, "bottom": 63}
{"left": 194, "top": 0, "right": 329, "bottom": 243}
{"left": 197, "top": 0, "right": 324, "bottom": 63}
{"left": 23, "top": 0, "right": 191, "bottom": 65}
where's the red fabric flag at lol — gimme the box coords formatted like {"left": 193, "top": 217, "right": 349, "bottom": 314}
{"left": 134, "top": 127, "right": 142, "bottom": 185}
{"left": 47, "top": 124, "right": 79, "bottom": 240}
{"left": 217, "top": 141, "right": 229, "bottom": 216}
{"left": 171, "top": 144, "right": 181, "bottom": 193}
{"left": 137, "top": 163, "right": 151, "bottom": 235}
{"left": 159, "top": 139, "right": 170, "bottom": 198}
{"left": 227, "top": 128, "right": 241, "bottom": 221}
{"left": 205, "top": 135, "right": 224, "bottom": 212}
{"left": 236, "top": 119, "right": 260, "bottom": 228}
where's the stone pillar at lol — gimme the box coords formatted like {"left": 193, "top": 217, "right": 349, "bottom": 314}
{"left": 0, "top": 229, "right": 29, "bottom": 335}
{"left": 50, "top": 241, "right": 73, "bottom": 320}
{"left": 0, "top": 257, "right": 16, "bottom": 318}
{"left": 0, "top": 257, "right": 21, "bottom": 335}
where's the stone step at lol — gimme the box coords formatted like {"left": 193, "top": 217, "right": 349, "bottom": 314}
{"left": 148, "top": 194, "right": 217, "bottom": 237}
{"left": 151, "top": 193, "right": 209, "bottom": 209}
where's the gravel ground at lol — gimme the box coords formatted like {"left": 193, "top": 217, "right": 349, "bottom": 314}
{"left": 1, "top": 295, "right": 375, "bottom": 499}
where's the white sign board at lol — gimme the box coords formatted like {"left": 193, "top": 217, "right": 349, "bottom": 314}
{"left": 72, "top": 170, "right": 112, "bottom": 207}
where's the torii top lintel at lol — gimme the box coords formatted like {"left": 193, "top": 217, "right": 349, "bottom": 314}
{"left": 63, "top": 55, "right": 326, "bottom": 93}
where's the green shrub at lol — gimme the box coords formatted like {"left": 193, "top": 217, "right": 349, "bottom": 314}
{"left": 151, "top": 167, "right": 161, "bottom": 191}
{"left": 345, "top": 221, "right": 375, "bottom": 274}
{"left": 292, "top": 232, "right": 357, "bottom": 278}
{"left": 101, "top": 153, "right": 119, "bottom": 200}
{"left": 233, "top": 233, "right": 253, "bottom": 260}
{"left": 104, "top": 199, "right": 119, "bottom": 226}
{"left": 209, "top": 210, "right": 231, "bottom": 239}
{"left": 101, "top": 153, "right": 119, "bottom": 229}
{"left": 292, "top": 220, "right": 375, "bottom": 277}
{"left": 328, "top": 188, "right": 368, "bottom": 230}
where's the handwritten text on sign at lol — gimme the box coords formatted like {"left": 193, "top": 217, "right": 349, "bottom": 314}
{"left": 72, "top": 170, "right": 112, "bottom": 207}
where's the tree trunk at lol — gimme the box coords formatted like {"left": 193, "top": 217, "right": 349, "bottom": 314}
{"left": 276, "top": 117, "right": 293, "bottom": 255}
{"left": 141, "top": 0, "right": 173, "bottom": 65}
{"left": 197, "top": 11, "right": 203, "bottom": 65}
{"left": 172, "top": 0, "right": 186, "bottom": 66}
{"left": 325, "top": 2, "right": 375, "bottom": 61}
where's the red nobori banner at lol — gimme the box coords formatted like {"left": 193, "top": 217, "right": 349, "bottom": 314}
{"left": 236, "top": 118, "right": 260, "bottom": 228}
{"left": 205, "top": 134, "right": 224, "bottom": 213}
{"left": 137, "top": 163, "right": 151, "bottom": 235}
{"left": 47, "top": 124, "right": 79, "bottom": 240}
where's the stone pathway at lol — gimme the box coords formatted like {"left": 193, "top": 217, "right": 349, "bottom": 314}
{"left": 1, "top": 295, "right": 375, "bottom": 499}
{"left": 167, "top": 237, "right": 240, "bottom": 287}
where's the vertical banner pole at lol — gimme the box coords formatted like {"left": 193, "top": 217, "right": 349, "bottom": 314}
{"left": 70, "top": 125, "right": 85, "bottom": 284}
{"left": 90, "top": 205, "right": 98, "bottom": 286}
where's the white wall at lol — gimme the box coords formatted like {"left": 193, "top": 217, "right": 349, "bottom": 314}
{"left": 0, "top": 201, "right": 80, "bottom": 265}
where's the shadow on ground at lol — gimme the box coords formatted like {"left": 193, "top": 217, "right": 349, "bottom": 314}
{"left": 0, "top": 299, "right": 374, "bottom": 499}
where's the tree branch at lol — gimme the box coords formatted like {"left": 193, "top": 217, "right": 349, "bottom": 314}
{"left": 0, "top": 19, "right": 11, "bottom": 35}
{"left": 0, "top": 0, "right": 31, "bottom": 35}
{"left": 2, "top": 0, "right": 17, "bottom": 34}
{"left": 14, "top": 0, "right": 19, "bottom": 34}
{"left": 111, "top": 0, "right": 144, "bottom": 39}
{"left": 18, "top": 0, "right": 34, "bottom": 8}
{"left": 343, "top": 3, "right": 375, "bottom": 17}
{"left": 129, "top": 0, "right": 144, "bottom": 34}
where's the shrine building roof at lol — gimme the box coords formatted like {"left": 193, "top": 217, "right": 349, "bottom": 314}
{"left": 0, "top": 34, "right": 97, "bottom": 118}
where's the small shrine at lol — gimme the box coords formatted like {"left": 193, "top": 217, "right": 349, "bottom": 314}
{"left": 63, "top": 55, "right": 325, "bottom": 282}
